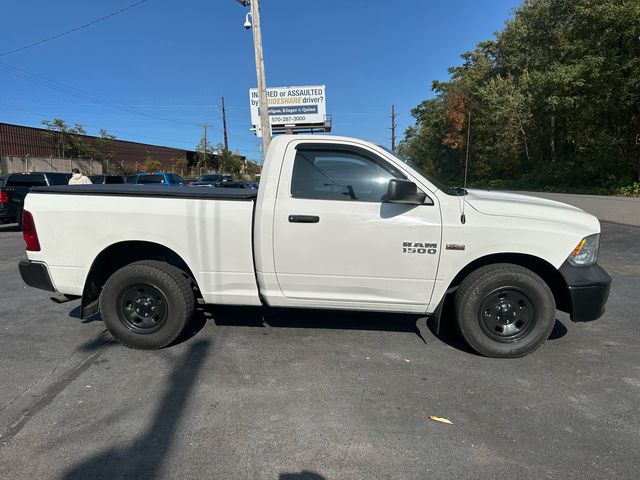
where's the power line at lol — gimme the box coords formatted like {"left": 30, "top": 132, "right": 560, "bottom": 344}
{"left": 0, "top": 62, "right": 264, "bottom": 145}
{"left": 0, "top": 0, "right": 150, "bottom": 57}
{"left": 0, "top": 62, "right": 201, "bottom": 128}
{"left": 0, "top": 64, "right": 262, "bottom": 145}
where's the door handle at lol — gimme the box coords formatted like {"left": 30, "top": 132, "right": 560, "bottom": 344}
{"left": 288, "top": 215, "right": 320, "bottom": 223}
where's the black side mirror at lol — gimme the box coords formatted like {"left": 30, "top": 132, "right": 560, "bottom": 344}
{"left": 386, "top": 179, "right": 427, "bottom": 205}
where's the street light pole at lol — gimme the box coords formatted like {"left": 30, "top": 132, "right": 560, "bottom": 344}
{"left": 242, "top": 0, "right": 271, "bottom": 154}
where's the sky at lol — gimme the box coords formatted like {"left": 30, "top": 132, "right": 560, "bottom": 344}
{"left": 0, "top": 0, "right": 522, "bottom": 163}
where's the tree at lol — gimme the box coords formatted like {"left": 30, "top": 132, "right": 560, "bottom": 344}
{"left": 400, "top": 0, "right": 640, "bottom": 191}
{"left": 143, "top": 153, "right": 162, "bottom": 173}
{"left": 217, "top": 146, "right": 244, "bottom": 176}
{"left": 41, "top": 119, "right": 117, "bottom": 171}
{"left": 173, "top": 157, "right": 188, "bottom": 177}
{"left": 41, "top": 118, "right": 99, "bottom": 159}
{"left": 195, "top": 136, "right": 215, "bottom": 173}
{"left": 96, "top": 128, "right": 117, "bottom": 171}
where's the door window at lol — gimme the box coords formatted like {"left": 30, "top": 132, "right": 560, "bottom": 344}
{"left": 291, "top": 147, "right": 402, "bottom": 202}
{"left": 137, "top": 174, "right": 165, "bottom": 184}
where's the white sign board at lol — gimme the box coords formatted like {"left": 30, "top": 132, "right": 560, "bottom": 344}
{"left": 249, "top": 85, "right": 326, "bottom": 136}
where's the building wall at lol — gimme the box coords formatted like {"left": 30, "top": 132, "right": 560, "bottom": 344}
{"left": 0, "top": 122, "right": 195, "bottom": 170}
{"left": 1, "top": 156, "right": 102, "bottom": 175}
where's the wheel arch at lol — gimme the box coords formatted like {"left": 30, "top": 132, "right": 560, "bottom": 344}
{"left": 81, "top": 241, "right": 199, "bottom": 318}
{"left": 433, "top": 252, "right": 571, "bottom": 330}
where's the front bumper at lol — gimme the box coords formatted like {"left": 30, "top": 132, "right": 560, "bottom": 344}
{"left": 559, "top": 261, "right": 612, "bottom": 322}
{"left": 18, "top": 260, "right": 56, "bottom": 292}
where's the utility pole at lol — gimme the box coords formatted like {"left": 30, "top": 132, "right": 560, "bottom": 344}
{"left": 390, "top": 104, "right": 397, "bottom": 151}
{"left": 221, "top": 96, "right": 229, "bottom": 152}
{"left": 248, "top": 0, "right": 271, "bottom": 153}
{"left": 236, "top": 0, "right": 271, "bottom": 152}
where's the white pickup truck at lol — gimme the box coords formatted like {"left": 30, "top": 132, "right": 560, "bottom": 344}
{"left": 18, "top": 135, "right": 611, "bottom": 357}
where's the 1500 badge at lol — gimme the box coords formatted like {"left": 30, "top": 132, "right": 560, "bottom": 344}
{"left": 402, "top": 242, "right": 437, "bottom": 254}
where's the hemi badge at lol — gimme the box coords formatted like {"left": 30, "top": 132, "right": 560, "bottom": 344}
{"left": 446, "top": 244, "right": 466, "bottom": 251}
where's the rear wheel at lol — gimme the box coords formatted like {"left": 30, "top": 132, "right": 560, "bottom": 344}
{"left": 454, "top": 263, "right": 556, "bottom": 358}
{"left": 99, "top": 260, "right": 195, "bottom": 349}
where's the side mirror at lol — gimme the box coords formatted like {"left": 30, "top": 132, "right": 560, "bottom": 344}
{"left": 386, "top": 179, "right": 428, "bottom": 205}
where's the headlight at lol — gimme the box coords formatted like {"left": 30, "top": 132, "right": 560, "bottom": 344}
{"left": 567, "top": 233, "right": 600, "bottom": 266}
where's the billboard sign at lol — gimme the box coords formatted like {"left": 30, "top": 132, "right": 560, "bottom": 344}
{"left": 249, "top": 85, "right": 326, "bottom": 135}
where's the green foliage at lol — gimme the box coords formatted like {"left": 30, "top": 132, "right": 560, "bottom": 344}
{"left": 195, "top": 137, "right": 216, "bottom": 172}
{"left": 143, "top": 157, "right": 162, "bottom": 173}
{"left": 41, "top": 118, "right": 117, "bottom": 166}
{"left": 142, "top": 152, "right": 162, "bottom": 172}
{"left": 217, "top": 146, "right": 245, "bottom": 176}
{"left": 173, "top": 157, "right": 188, "bottom": 177}
{"left": 400, "top": 0, "right": 640, "bottom": 192}
{"left": 616, "top": 182, "right": 640, "bottom": 197}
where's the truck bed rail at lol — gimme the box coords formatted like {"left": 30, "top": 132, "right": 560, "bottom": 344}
{"left": 29, "top": 184, "right": 258, "bottom": 200}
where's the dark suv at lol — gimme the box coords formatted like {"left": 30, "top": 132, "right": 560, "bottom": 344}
{"left": 0, "top": 172, "right": 70, "bottom": 226}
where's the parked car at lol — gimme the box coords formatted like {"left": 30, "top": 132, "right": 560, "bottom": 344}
{"left": 191, "top": 174, "right": 233, "bottom": 187}
{"left": 125, "top": 172, "right": 186, "bottom": 186}
{"left": 0, "top": 172, "right": 69, "bottom": 226}
{"left": 89, "top": 175, "right": 125, "bottom": 184}
{"left": 18, "top": 134, "right": 611, "bottom": 357}
{"left": 244, "top": 182, "right": 259, "bottom": 190}
{"left": 0, "top": 175, "right": 7, "bottom": 188}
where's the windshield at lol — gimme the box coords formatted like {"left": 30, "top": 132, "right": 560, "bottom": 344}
{"left": 378, "top": 146, "right": 461, "bottom": 196}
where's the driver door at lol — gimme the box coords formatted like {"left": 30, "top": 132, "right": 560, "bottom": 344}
{"left": 272, "top": 142, "right": 441, "bottom": 312}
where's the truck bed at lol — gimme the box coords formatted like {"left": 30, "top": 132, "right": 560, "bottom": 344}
{"left": 31, "top": 184, "right": 258, "bottom": 200}
{"left": 23, "top": 184, "right": 261, "bottom": 306}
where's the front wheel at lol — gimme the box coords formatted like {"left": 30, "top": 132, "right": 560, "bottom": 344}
{"left": 454, "top": 263, "right": 556, "bottom": 358}
{"left": 100, "top": 260, "right": 195, "bottom": 349}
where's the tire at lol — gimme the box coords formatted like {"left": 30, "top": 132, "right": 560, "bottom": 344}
{"left": 454, "top": 263, "right": 556, "bottom": 358}
{"left": 99, "top": 260, "right": 195, "bottom": 349}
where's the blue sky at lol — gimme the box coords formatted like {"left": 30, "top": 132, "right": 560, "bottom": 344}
{"left": 0, "top": 0, "right": 521, "bottom": 162}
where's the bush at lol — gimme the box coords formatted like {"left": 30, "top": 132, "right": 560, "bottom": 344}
{"left": 616, "top": 182, "right": 640, "bottom": 197}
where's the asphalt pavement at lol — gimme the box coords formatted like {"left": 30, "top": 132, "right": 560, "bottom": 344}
{"left": 0, "top": 221, "right": 638, "bottom": 479}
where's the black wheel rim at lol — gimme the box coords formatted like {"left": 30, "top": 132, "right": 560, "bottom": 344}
{"left": 479, "top": 288, "right": 536, "bottom": 342}
{"left": 117, "top": 284, "right": 168, "bottom": 334}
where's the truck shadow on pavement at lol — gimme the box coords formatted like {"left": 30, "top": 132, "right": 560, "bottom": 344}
{"left": 68, "top": 303, "right": 566, "bottom": 356}
{"left": 279, "top": 472, "right": 327, "bottom": 480}
{"left": 209, "top": 305, "right": 429, "bottom": 343}
{"left": 68, "top": 304, "right": 209, "bottom": 347}
{"left": 60, "top": 339, "right": 211, "bottom": 480}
